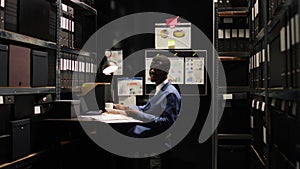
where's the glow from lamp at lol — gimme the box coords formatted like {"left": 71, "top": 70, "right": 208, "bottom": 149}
{"left": 102, "top": 61, "right": 118, "bottom": 75}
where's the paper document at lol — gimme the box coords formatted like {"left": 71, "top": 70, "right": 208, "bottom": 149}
{"left": 80, "top": 113, "right": 142, "bottom": 123}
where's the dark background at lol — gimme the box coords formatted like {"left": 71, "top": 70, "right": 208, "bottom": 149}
{"left": 93, "top": 1, "right": 215, "bottom": 169}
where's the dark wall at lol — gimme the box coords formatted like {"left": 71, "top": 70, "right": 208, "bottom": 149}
{"left": 93, "top": 1, "right": 214, "bottom": 169}
{"left": 95, "top": 0, "right": 213, "bottom": 51}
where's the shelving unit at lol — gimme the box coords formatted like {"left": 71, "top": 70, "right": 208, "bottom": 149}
{"left": 0, "top": 0, "right": 97, "bottom": 168}
{"left": 215, "top": 1, "right": 252, "bottom": 169}
{"left": 249, "top": 0, "right": 300, "bottom": 169}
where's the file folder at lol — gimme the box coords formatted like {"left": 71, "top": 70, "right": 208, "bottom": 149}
{"left": 31, "top": 50, "right": 48, "bottom": 87}
{"left": 9, "top": 45, "right": 31, "bottom": 87}
{"left": 0, "top": 44, "right": 8, "bottom": 86}
{"left": 4, "top": 0, "right": 18, "bottom": 31}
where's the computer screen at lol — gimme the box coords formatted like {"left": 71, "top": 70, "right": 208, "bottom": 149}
{"left": 117, "top": 77, "right": 143, "bottom": 96}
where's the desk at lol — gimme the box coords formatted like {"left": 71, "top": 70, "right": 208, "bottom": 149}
{"left": 44, "top": 113, "right": 142, "bottom": 123}
{"left": 43, "top": 114, "right": 146, "bottom": 169}
{"left": 44, "top": 113, "right": 142, "bottom": 141}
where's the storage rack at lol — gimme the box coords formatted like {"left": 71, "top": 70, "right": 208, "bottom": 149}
{"left": 249, "top": 0, "right": 300, "bottom": 168}
{"left": 0, "top": 0, "right": 97, "bottom": 168}
{"left": 215, "top": 0, "right": 252, "bottom": 169}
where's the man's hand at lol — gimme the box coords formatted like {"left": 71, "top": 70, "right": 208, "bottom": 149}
{"left": 107, "top": 108, "right": 127, "bottom": 116}
{"left": 111, "top": 104, "right": 140, "bottom": 116}
{"left": 113, "top": 104, "right": 128, "bottom": 110}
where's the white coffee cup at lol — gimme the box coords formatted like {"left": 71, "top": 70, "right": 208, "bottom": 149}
{"left": 105, "top": 102, "right": 114, "bottom": 110}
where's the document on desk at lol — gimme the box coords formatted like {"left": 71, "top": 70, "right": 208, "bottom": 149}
{"left": 80, "top": 113, "right": 142, "bottom": 123}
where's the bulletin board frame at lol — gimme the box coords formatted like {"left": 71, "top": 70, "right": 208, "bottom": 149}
{"left": 145, "top": 49, "right": 207, "bottom": 96}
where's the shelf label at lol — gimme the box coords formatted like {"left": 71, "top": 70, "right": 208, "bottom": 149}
{"left": 0, "top": 0, "right": 4, "bottom": 7}
{"left": 223, "top": 18, "right": 233, "bottom": 24}
{"left": 256, "top": 101, "right": 260, "bottom": 110}
{"left": 271, "top": 98, "right": 276, "bottom": 107}
{"left": 255, "top": 1, "right": 259, "bottom": 17}
{"left": 62, "top": 3, "right": 68, "bottom": 12}
{"left": 263, "top": 126, "right": 267, "bottom": 144}
{"left": 223, "top": 94, "right": 232, "bottom": 100}
{"left": 280, "top": 27, "right": 286, "bottom": 52}
{"left": 281, "top": 100, "right": 286, "bottom": 111}
{"left": 287, "top": 23, "right": 290, "bottom": 50}
{"left": 267, "top": 44, "right": 270, "bottom": 62}
{"left": 291, "top": 16, "right": 295, "bottom": 45}
{"left": 292, "top": 102, "right": 297, "bottom": 116}
{"left": 262, "top": 49, "right": 265, "bottom": 62}
{"left": 238, "top": 29, "right": 244, "bottom": 38}
{"left": 245, "top": 29, "right": 249, "bottom": 38}
{"left": 296, "top": 14, "right": 299, "bottom": 44}
{"left": 250, "top": 115, "right": 254, "bottom": 129}
{"left": 252, "top": 100, "right": 255, "bottom": 108}
{"left": 225, "top": 29, "right": 230, "bottom": 39}
{"left": 34, "top": 106, "right": 41, "bottom": 114}
{"left": 0, "top": 96, "right": 3, "bottom": 104}
{"left": 232, "top": 29, "right": 237, "bottom": 38}
{"left": 261, "top": 102, "right": 265, "bottom": 112}
{"left": 252, "top": 7, "right": 255, "bottom": 21}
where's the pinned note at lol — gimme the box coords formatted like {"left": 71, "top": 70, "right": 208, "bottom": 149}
{"left": 0, "top": 96, "right": 3, "bottom": 104}
{"left": 166, "top": 16, "right": 179, "bottom": 28}
{"left": 223, "top": 94, "right": 233, "bottom": 100}
{"left": 34, "top": 106, "right": 41, "bottom": 114}
{"left": 168, "top": 39, "right": 175, "bottom": 49}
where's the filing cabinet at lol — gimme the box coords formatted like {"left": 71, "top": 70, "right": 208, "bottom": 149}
{"left": 11, "top": 118, "right": 30, "bottom": 160}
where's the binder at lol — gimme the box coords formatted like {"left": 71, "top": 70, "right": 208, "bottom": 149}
{"left": 4, "top": 0, "right": 18, "bottom": 31}
{"left": 269, "top": 35, "right": 285, "bottom": 88}
{"left": 9, "top": 45, "right": 31, "bottom": 87}
{"left": 224, "top": 29, "right": 231, "bottom": 52}
{"left": 0, "top": 44, "right": 8, "bottom": 86}
{"left": 231, "top": 29, "right": 238, "bottom": 52}
{"left": 18, "top": 0, "right": 56, "bottom": 42}
{"left": 31, "top": 50, "right": 48, "bottom": 87}
{"left": 218, "top": 29, "right": 225, "bottom": 52}
{"left": 0, "top": 9, "right": 4, "bottom": 29}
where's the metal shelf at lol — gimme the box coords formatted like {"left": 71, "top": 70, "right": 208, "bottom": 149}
{"left": 218, "top": 52, "right": 251, "bottom": 58}
{"left": 218, "top": 134, "right": 252, "bottom": 140}
{"left": 0, "top": 149, "right": 48, "bottom": 169}
{"left": 250, "top": 144, "right": 266, "bottom": 168}
{"left": 219, "top": 86, "right": 251, "bottom": 93}
{"left": 0, "top": 29, "right": 57, "bottom": 50}
{"left": 0, "top": 87, "right": 56, "bottom": 95}
{"left": 217, "top": 10, "right": 248, "bottom": 17}
{"left": 250, "top": 88, "right": 300, "bottom": 102}
{"left": 60, "top": 46, "right": 95, "bottom": 57}
{"left": 217, "top": 6, "right": 249, "bottom": 12}
{"left": 62, "top": 0, "right": 97, "bottom": 15}
{"left": 251, "top": 28, "right": 265, "bottom": 48}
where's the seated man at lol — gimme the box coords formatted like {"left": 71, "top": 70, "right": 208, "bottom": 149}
{"left": 109, "top": 54, "right": 181, "bottom": 138}
{"left": 108, "top": 54, "right": 181, "bottom": 169}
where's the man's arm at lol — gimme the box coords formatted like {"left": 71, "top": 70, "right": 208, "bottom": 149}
{"left": 127, "top": 93, "right": 181, "bottom": 129}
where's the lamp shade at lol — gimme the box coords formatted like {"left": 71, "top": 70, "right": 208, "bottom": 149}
{"left": 102, "top": 60, "right": 118, "bottom": 75}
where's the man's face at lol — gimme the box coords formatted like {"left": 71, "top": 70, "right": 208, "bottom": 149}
{"left": 149, "top": 60, "right": 167, "bottom": 85}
